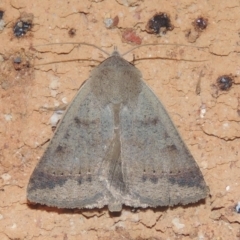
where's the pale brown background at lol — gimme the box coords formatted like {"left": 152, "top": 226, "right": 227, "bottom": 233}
{"left": 0, "top": 0, "right": 240, "bottom": 239}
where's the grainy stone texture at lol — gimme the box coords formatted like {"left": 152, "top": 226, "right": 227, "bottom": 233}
{"left": 0, "top": 0, "right": 240, "bottom": 239}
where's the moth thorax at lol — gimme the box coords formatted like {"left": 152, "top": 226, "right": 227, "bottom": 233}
{"left": 90, "top": 58, "right": 142, "bottom": 106}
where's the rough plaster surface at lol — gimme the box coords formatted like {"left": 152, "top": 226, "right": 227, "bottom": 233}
{"left": 0, "top": 0, "right": 240, "bottom": 239}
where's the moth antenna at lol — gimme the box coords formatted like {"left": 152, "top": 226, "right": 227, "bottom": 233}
{"left": 121, "top": 43, "right": 208, "bottom": 57}
{"left": 34, "top": 58, "right": 102, "bottom": 67}
{"left": 32, "top": 42, "right": 111, "bottom": 57}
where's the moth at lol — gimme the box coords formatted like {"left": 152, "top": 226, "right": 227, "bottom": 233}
{"left": 27, "top": 45, "right": 209, "bottom": 212}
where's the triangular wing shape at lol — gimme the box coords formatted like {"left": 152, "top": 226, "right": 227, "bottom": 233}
{"left": 27, "top": 51, "right": 208, "bottom": 211}
{"left": 27, "top": 78, "right": 114, "bottom": 209}
{"left": 120, "top": 80, "right": 208, "bottom": 208}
